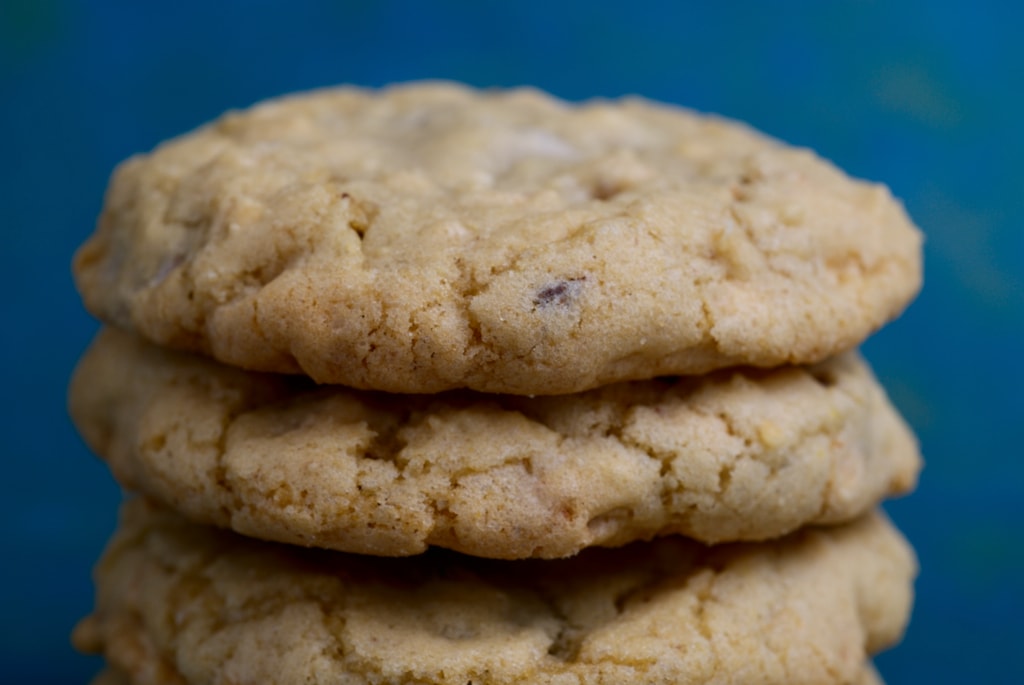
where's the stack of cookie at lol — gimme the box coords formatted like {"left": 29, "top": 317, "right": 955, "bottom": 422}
{"left": 69, "top": 83, "right": 923, "bottom": 685}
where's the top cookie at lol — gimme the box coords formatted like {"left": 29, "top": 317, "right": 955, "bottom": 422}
{"left": 74, "top": 82, "right": 922, "bottom": 394}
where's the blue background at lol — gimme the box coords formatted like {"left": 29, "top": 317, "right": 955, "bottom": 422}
{"left": 2, "top": 1, "right": 1022, "bottom": 682}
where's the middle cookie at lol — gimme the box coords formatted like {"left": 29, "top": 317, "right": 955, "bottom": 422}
{"left": 70, "top": 329, "right": 920, "bottom": 559}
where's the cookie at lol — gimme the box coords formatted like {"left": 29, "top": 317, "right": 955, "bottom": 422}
{"left": 73, "top": 82, "right": 922, "bottom": 395}
{"left": 88, "top": 664, "right": 886, "bottom": 685}
{"left": 86, "top": 655, "right": 888, "bottom": 683}
{"left": 73, "top": 499, "right": 914, "bottom": 685}
{"left": 69, "top": 328, "right": 920, "bottom": 558}
{"left": 87, "top": 662, "right": 888, "bottom": 685}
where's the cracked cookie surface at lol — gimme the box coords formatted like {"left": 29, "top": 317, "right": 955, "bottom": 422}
{"left": 70, "top": 329, "right": 920, "bottom": 558}
{"left": 74, "top": 500, "right": 914, "bottom": 685}
{"left": 73, "top": 82, "right": 922, "bottom": 394}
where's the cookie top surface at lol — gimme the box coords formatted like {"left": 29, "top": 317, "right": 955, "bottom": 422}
{"left": 73, "top": 82, "right": 922, "bottom": 394}
{"left": 70, "top": 328, "right": 920, "bottom": 558}
{"left": 74, "top": 500, "right": 915, "bottom": 685}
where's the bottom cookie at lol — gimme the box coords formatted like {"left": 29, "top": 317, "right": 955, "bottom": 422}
{"left": 75, "top": 500, "right": 915, "bottom": 685}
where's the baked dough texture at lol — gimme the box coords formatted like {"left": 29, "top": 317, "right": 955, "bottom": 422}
{"left": 74, "top": 500, "right": 914, "bottom": 685}
{"left": 70, "top": 329, "right": 920, "bottom": 558}
{"left": 90, "top": 662, "right": 885, "bottom": 684}
{"left": 73, "top": 82, "right": 922, "bottom": 395}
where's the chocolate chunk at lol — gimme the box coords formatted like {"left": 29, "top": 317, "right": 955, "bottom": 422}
{"left": 533, "top": 276, "right": 585, "bottom": 308}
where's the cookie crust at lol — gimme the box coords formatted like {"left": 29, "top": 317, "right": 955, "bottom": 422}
{"left": 74, "top": 500, "right": 914, "bottom": 685}
{"left": 73, "top": 82, "right": 922, "bottom": 394}
{"left": 70, "top": 329, "right": 920, "bottom": 558}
